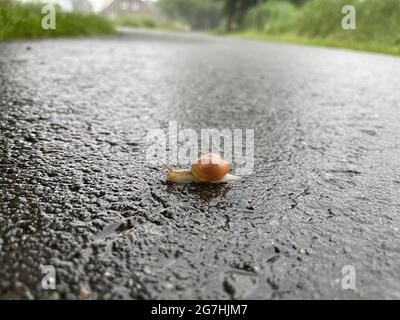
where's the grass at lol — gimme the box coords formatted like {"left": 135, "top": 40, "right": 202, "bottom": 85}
{"left": 233, "top": 0, "right": 400, "bottom": 57}
{"left": 230, "top": 31, "right": 400, "bottom": 57}
{"left": 113, "top": 15, "right": 187, "bottom": 32}
{"left": 0, "top": 0, "right": 116, "bottom": 40}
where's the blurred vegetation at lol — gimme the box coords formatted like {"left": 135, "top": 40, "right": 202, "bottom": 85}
{"left": 0, "top": 0, "right": 116, "bottom": 40}
{"left": 157, "top": 0, "right": 223, "bottom": 30}
{"left": 243, "top": 0, "right": 299, "bottom": 34}
{"left": 157, "top": 0, "right": 400, "bottom": 55}
{"left": 237, "top": 0, "right": 400, "bottom": 55}
{"left": 297, "top": 0, "right": 400, "bottom": 44}
{"left": 113, "top": 16, "right": 186, "bottom": 32}
{"left": 1, "top": 0, "right": 399, "bottom": 56}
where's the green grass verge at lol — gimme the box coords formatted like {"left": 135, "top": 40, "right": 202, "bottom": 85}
{"left": 234, "top": 0, "right": 400, "bottom": 57}
{"left": 229, "top": 31, "right": 400, "bottom": 57}
{"left": 0, "top": 0, "right": 116, "bottom": 40}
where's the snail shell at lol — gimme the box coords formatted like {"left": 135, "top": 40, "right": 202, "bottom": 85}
{"left": 166, "top": 154, "right": 240, "bottom": 184}
{"left": 191, "top": 154, "right": 229, "bottom": 182}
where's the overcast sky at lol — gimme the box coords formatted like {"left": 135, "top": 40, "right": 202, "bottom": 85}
{"left": 37, "top": 0, "right": 112, "bottom": 11}
{"left": 88, "top": 0, "right": 113, "bottom": 12}
{"left": 37, "top": 0, "right": 157, "bottom": 12}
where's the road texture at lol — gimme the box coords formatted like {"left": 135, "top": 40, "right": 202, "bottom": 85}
{"left": 1, "top": 30, "right": 400, "bottom": 299}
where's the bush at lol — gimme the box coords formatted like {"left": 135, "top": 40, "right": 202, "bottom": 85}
{"left": 240, "top": 0, "right": 400, "bottom": 51}
{"left": 355, "top": 0, "right": 400, "bottom": 45}
{"left": 244, "top": 0, "right": 299, "bottom": 34}
{"left": 297, "top": 0, "right": 400, "bottom": 45}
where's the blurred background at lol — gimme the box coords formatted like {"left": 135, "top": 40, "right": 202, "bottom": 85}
{"left": 1, "top": 0, "right": 400, "bottom": 55}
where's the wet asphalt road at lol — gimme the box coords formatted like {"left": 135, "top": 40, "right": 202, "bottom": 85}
{"left": 1, "top": 30, "right": 400, "bottom": 300}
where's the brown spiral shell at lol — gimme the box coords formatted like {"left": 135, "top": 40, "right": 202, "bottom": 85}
{"left": 191, "top": 154, "right": 230, "bottom": 182}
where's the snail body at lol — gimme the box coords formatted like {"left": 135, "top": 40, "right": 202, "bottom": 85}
{"left": 166, "top": 154, "right": 241, "bottom": 184}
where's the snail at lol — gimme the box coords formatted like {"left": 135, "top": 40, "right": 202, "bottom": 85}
{"left": 165, "top": 154, "right": 241, "bottom": 183}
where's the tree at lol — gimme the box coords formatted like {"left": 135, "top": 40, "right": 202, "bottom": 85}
{"left": 223, "top": 0, "right": 262, "bottom": 31}
{"left": 158, "top": 0, "right": 224, "bottom": 30}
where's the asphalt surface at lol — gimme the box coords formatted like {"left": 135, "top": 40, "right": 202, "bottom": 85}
{"left": 1, "top": 30, "right": 400, "bottom": 300}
